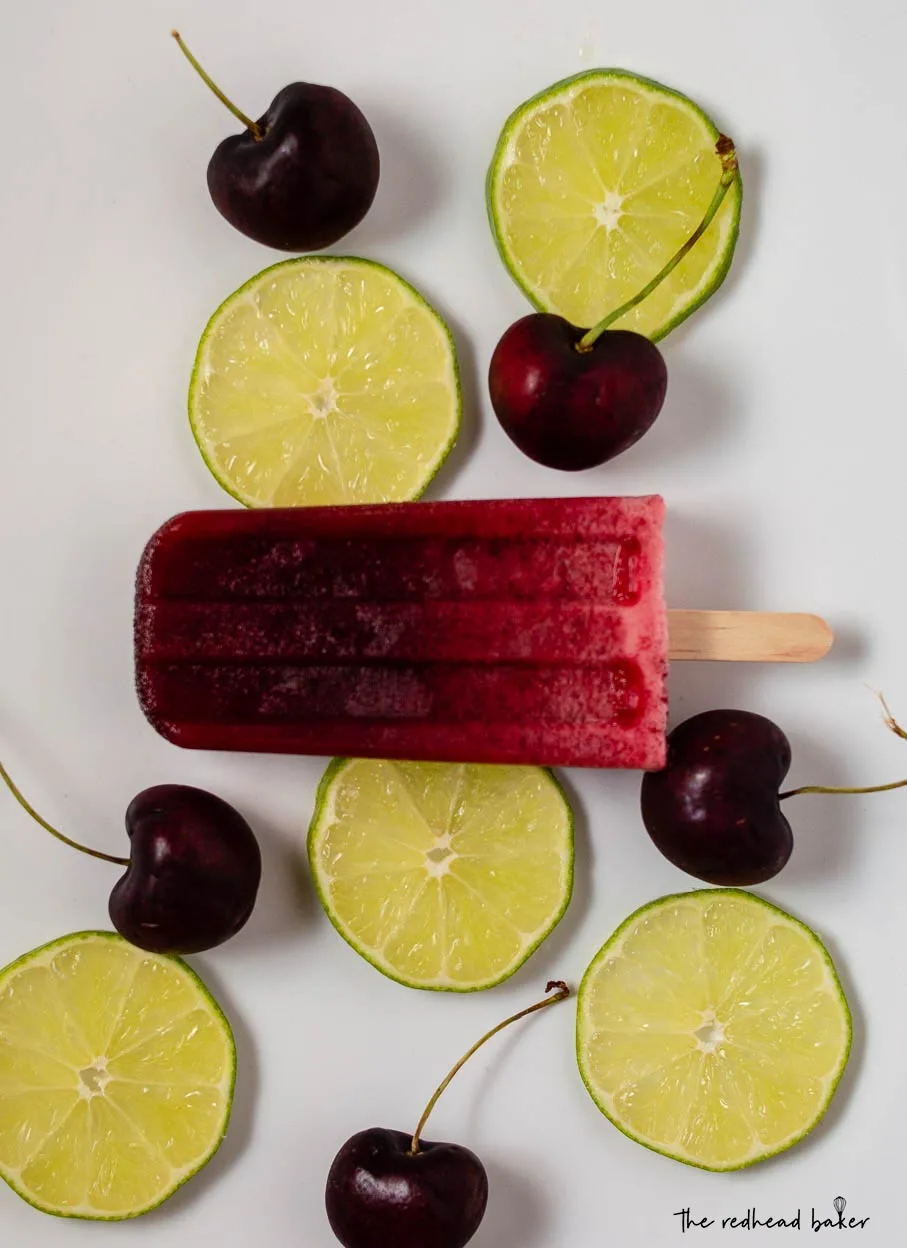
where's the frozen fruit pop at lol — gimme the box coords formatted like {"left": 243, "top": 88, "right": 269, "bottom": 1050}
{"left": 134, "top": 497, "right": 832, "bottom": 770}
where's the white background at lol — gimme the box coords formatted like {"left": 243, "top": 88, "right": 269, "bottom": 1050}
{"left": 2, "top": 0, "right": 905, "bottom": 1243}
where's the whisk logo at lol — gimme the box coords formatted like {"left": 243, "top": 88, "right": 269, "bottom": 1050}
{"left": 811, "top": 1196, "right": 870, "bottom": 1232}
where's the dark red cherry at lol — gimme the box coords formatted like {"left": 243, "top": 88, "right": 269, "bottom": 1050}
{"left": 109, "top": 784, "right": 261, "bottom": 954}
{"left": 1, "top": 761, "right": 261, "bottom": 956}
{"left": 325, "top": 1128, "right": 487, "bottom": 1248}
{"left": 488, "top": 136, "right": 742, "bottom": 472}
{"left": 324, "top": 983, "right": 570, "bottom": 1248}
{"left": 207, "top": 83, "right": 379, "bottom": 251}
{"left": 641, "top": 705, "right": 907, "bottom": 885}
{"left": 488, "top": 313, "right": 667, "bottom": 470}
{"left": 640, "top": 710, "right": 794, "bottom": 885}
{"left": 174, "top": 32, "right": 379, "bottom": 251}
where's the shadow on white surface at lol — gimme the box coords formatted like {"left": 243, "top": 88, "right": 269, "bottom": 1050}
{"left": 665, "top": 512, "right": 767, "bottom": 722}
{"left": 665, "top": 508, "right": 755, "bottom": 616}
{"left": 344, "top": 102, "right": 450, "bottom": 250}
{"left": 228, "top": 811, "right": 319, "bottom": 952}
{"left": 474, "top": 1154, "right": 551, "bottom": 1248}
{"left": 0, "top": 707, "right": 129, "bottom": 863}
{"left": 818, "top": 619, "right": 868, "bottom": 667}
{"left": 666, "top": 505, "right": 867, "bottom": 731}
{"left": 153, "top": 959, "right": 260, "bottom": 1219}
{"left": 778, "top": 732, "right": 864, "bottom": 887}
{"left": 463, "top": 1022, "right": 525, "bottom": 1136}
{"left": 619, "top": 348, "right": 742, "bottom": 478}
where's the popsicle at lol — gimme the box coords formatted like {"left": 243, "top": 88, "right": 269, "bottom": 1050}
{"left": 134, "top": 496, "right": 832, "bottom": 770}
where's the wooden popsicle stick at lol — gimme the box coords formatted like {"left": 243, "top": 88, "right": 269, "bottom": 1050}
{"left": 667, "top": 610, "right": 834, "bottom": 663}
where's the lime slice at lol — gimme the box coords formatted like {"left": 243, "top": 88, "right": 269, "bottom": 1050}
{"left": 189, "top": 257, "right": 461, "bottom": 508}
{"left": 0, "top": 932, "right": 235, "bottom": 1219}
{"left": 308, "top": 759, "right": 574, "bottom": 991}
{"left": 576, "top": 890, "right": 851, "bottom": 1171}
{"left": 487, "top": 70, "right": 742, "bottom": 340}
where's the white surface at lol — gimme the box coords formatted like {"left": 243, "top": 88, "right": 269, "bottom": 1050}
{"left": 1, "top": 0, "right": 905, "bottom": 1242}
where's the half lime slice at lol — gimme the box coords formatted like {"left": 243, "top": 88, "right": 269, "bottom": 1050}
{"left": 577, "top": 890, "right": 851, "bottom": 1170}
{"left": 488, "top": 70, "right": 742, "bottom": 340}
{"left": 308, "top": 759, "right": 574, "bottom": 991}
{"left": 0, "top": 932, "right": 235, "bottom": 1218}
{"left": 189, "top": 257, "right": 461, "bottom": 507}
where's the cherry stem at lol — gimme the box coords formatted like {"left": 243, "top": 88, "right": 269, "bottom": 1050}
{"left": 0, "top": 761, "right": 129, "bottom": 867}
{"left": 780, "top": 779, "right": 907, "bottom": 800}
{"left": 877, "top": 690, "right": 907, "bottom": 742}
{"left": 577, "top": 136, "right": 739, "bottom": 351}
{"left": 171, "top": 30, "right": 263, "bottom": 140}
{"left": 779, "top": 693, "right": 907, "bottom": 801}
{"left": 410, "top": 980, "right": 570, "bottom": 1155}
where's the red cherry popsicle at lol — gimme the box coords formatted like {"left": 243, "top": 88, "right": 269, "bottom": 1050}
{"left": 133, "top": 497, "right": 834, "bottom": 769}
{"left": 134, "top": 496, "right": 669, "bottom": 770}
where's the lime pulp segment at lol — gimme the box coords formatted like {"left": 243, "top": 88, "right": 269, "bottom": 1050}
{"left": 308, "top": 759, "right": 574, "bottom": 992}
{"left": 0, "top": 932, "right": 235, "bottom": 1219}
{"left": 576, "top": 889, "right": 851, "bottom": 1171}
{"left": 189, "top": 256, "right": 461, "bottom": 508}
{"left": 488, "top": 70, "right": 742, "bottom": 340}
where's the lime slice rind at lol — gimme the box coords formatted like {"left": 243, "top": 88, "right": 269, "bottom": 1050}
{"left": 576, "top": 890, "right": 851, "bottom": 1172}
{"left": 189, "top": 256, "right": 462, "bottom": 509}
{"left": 487, "top": 69, "right": 742, "bottom": 341}
{"left": 0, "top": 932, "right": 235, "bottom": 1220}
{"left": 308, "top": 758, "right": 574, "bottom": 993}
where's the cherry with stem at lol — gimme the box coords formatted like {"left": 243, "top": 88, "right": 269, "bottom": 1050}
{"left": 780, "top": 691, "right": 907, "bottom": 798}
{"left": 410, "top": 980, "right": 570, "bottom": 1154}
{"left": 575, "top": 138, "right": 738, "bottom": 352}
{"left": 1, "top": 761, "right": 128, "bottom": 866}
{"left": 641, "top": 697, "right": 907, "bottom": 887}
{"left": 172, "top": 29, "right": 380, "bottom": 251}
{"left": 1, "top": 759, "right": 261, "bottom": 955}
{"left": 879, "top": 691, "right": 907, "bottom": 742}
{"left": 488, "top": 137, "right": 739, "bottom": 471}
{"left": 325, "top": 981, "right": 571, "bottom": 1248}
{"left": 172, "top": 31, "right": 262, "bottom": 138}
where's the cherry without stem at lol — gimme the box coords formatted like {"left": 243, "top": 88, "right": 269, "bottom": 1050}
{"left": 489, "top": 137, "right": 739, "bottom": 471}
{"left": 1, "top": 762, "right": 261, "bottom": 955}
{"left": 325, "top": 981, "right": 571, "bottom": 1248}
{"left": 640, "top": 701, "right": 907, "bottom": 886}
